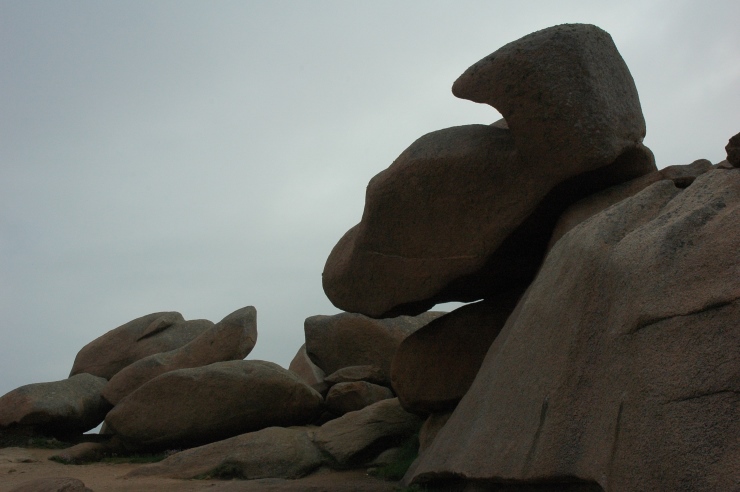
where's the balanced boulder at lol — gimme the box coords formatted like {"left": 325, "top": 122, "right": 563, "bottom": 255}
{"left": 726, "top": 131, "right": 740, "bottom": 167}
{"left": 101, "top": 306, "right": 257, "bottom": 405}
{"left": 323, "top": 24, "right": 655, "bottom": 318}
{"left": 0, "top": 374, "right": 109, "bottom": 437}
{"left": 105, "top": 360, "right": 323, "bottom": 450}
{"left": 305, "top": 311, "right": 443, "bottom": 377}
{"left": 70, "top": 312, "right": 212, "bottom": 379}
{"left": 409, "top": 169, "right": 740, "bottom": 491}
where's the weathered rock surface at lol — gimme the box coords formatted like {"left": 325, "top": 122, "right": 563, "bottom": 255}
{"left": 453, "top": 23, "right": 645, "bottom": 180}
{"left": 549, "top": 159, "right": 714, "bottom": 248}
{"left": 305, "top": 311, "right": 443, "bottom": 377}
{"left": 323, "top": 24, "right": 654, "bottom": 319}
{"left": 325, "top": 381, "right": 394, "bottom": 415}
{"left": 727, "top": 131, "right": 740, "bottom": 167}
{"left": 101, "top": 306, "right": 257, "bottom": 405}
{"left": 128, "top": 426, "right": 323, "bottom": 480}
{"left": 324, "top": 365, "right": 388, "bottom": 387}
{"left": 314, "top": 398, "right": 422, "bottom": 466}
{"left": 409, "top": 169, "right": 740, "bottom": 491}
{"left": 69, "top": 312, "right": 213, "bottom": 379}
{"left": 391, "top": 297, "right": 517, "bottom": 414}
{"left": 0, "top": 374, "right": 109, "bottom": 437}
{"left": 8, "top": 477, "right": 93, "bottom": 492}
{"left": 105, "top": 360, "right": 323, "bottom": 450}
{"left": 288, "top": 344, "right": 328, "bottom": 395}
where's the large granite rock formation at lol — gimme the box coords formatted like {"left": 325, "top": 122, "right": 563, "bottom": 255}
{"left": 0, "top": 374, "right": 109, "bottom": 438}
{"left": 408, "top": 169, "right": 740, "bottom": 491}
{"left": 69, "top": 312, "right": 212, "bottom": 379}
{"left": 101, "top": 306, "right": 257, "bottom": 405}
{"left": 105, "top": 360, "right": 323, "bottom": 450}
{"left": 304, "top": 311, "right": 443, "bottom": 378}
{"left": 323, "top": 24, "right": 655, "bottom": 318}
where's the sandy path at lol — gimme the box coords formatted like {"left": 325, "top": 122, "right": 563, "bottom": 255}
{"left": 0, "top": 448, "right": 400, "bottom": 492}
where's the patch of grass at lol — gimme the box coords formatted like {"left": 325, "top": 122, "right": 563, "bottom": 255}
{"left": 193, "top": 462, "right": 245, "bottom": 480}
{"left": 370, "top": 433, "right": 419, "bottom": 482}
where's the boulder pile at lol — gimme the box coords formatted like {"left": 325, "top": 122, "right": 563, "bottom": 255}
{"left": 1, "top": 22, "right": 737, "bottom": 491}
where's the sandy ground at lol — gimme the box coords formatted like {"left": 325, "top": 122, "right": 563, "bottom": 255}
{"left": 0, "top": 447, "right": 401, "bottom": 492}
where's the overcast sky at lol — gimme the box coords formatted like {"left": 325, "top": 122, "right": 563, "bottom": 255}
{"left": 1, "top": 1, "right": 738, "bottom": 398}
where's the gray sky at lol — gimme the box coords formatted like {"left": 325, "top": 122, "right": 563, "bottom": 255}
{"left": 1, "top": 1, "right": 738, "bottom": 397}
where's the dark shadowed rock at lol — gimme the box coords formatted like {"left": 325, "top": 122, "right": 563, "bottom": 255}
{"left": 127, "top": 426, "right": 323, "bottom": 480}
{"left": 453, "top": 23, "right": 645, "bottom": 178}
{"left": 0, "top": 374, "right": 109, "bottom": 437}
{"left": 69, "top": 312, "right": 214, "bottom": 379}
{"left": 105, "top": 360, "right": 323, "bottom": 450}
{"left": 324, "top": 365, "right": 388, "bottom": 387}
{"left": 409, "top": 170, "right": 740, "bottom": 490}
{"left": 314, "top": 398, "right": 422, "bottom": 466}
{"left": 325, "top": 381, "right": 394, "bottom": 415}
{"left": 418, "top": 411, "right": 453, "bottom": 454}
{"left": 101, "top": 306, "right": 257, "bottom": 405}
{"left": 288, "top": 344, "right": 328, "bottom": 395}
{"left": 727, "top": 131, "right": 740, "bottom": 167}
{"left": 305, "top": 311, "right": 444, "bottom": 377}
{"left": 8, "top": 477, "right": 93, "bottom": 492}
{"left": 391, "top": 296, "right": 517, "bottom": 415}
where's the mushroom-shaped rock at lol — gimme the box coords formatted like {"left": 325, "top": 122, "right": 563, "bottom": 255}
{"left": 391, "top": 296, "right": 517, "bottom": 415}
{"left": 0, "top": 374, "right": 109, "bottom": 438}
{"left": 453, "top": 23, "right": 646, "bottom": 178}
{"left": 69, "top": 312, "right": 213, "bottom": 379}
{"left": 105, "top": 360, "right": 323, "bottom": 450}
{"left": 409, "top": 169, "right": 740, "bottom": 491}
{"left": 305, "top": 311, "right": 444, "bottom": 377}
{"left": 101, "top": 306, "right": 257, "bottom": 405}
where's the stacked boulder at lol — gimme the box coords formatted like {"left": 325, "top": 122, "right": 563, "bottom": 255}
{"left": 322, "top": 23, "right": 739, "bottom": 490}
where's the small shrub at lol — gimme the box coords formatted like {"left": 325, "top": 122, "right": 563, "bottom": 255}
{"left": 370, "top": 433, "right": 419, "bottom": 481}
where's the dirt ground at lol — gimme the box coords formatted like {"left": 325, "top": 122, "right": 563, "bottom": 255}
{"left": 0, "top": 447, "right": 402, "bottom": 492}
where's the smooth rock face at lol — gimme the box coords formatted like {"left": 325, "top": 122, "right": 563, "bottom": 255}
{"left": 727, "top": 131, "right": 740, "bottom": 166}
{"left": 305, "top": 311, "right": 444, "bottom": 377}
{"left": 105, "top": 360, "right": 323, "bottom": 449}
{"left": 391, "top": 297, "right": 517, "bottom": 414}
{"left": 128, "top": 426, "right": 323, "bottom": 480}
{"left": 69, "top": 312, "right": 213, "bottom": 379}
{"left": 288, "top": 344, "right": 327, "bottom": 395}
{"left": 101, "top": 306, "right": 257, "bottom": 405}
{"left": 314, "top": 398, "right": 423, "bottom": 466}
{"left": 548, "top": 159, "right": 714, "bottom": 249}
{"left": 0, "top": 374, "right": 109, "bottom": 437}
{"left": 8, "top": 477, "right": 93, "bottom": 492}
{"left": 410, "top": 170, "right": 740, "bottom": 491}
{"left": 324, "top": 365, "right": 388, "bottom": 387}
{"left": 325, "top": 381, "right": 394, "bottom": 415}
{"left": 453, "top": 23, "right": 645, "bottom": 178}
